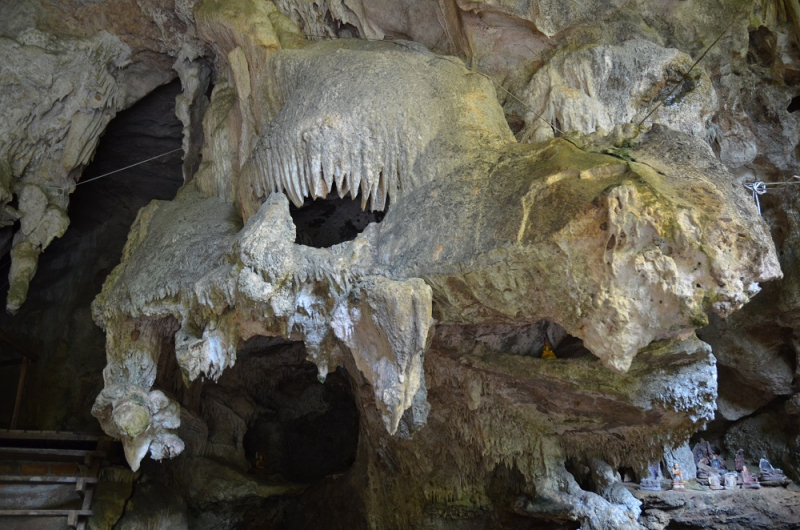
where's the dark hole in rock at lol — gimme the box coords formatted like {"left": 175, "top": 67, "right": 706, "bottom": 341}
{"left": 289, "top": 184, "right": 387, "bottom": 248}
{"left": 236, "top": 337, "right": 360, "bottom": 482}
{"left": 553, "top": 117, "right": 563, "bottom": 137}
{"left": 689, "top": 424, "right": 726, "bottom": 458}
{"left": 0, "top": 81, "right": 183, "bottom": 429}
{"left": 487, "top": 465, "right": 567, "bottom": 530}
{"left": 618, "top": 466, "right": 637, "bottom": 482}
{"left": 433, "top": 320, "right": 595, "bottom": 359}
{"left": 747, "top": 26, "right": 776, "bottom": 67}
{"left": 788, "top": 96, "right": 800, "bottom": 113}
{"left": 487, "top": 463, "right": 528, "bottom": 503}
{"left": 565, "top": 457, "right": 597, "bottom": 493}
{"left": 322, "top": 13, "right": 359, "bottom": 39}
{"left": 785, "top": 69, "right": 800, "bottom": 87}
{"left": 505, "top": 111, "right": 526, "bottom": 135}
{"left": 0, "top": 225, "right": 14, "bottom": 266}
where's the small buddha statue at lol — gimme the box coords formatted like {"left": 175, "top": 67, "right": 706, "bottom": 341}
{"left": 671, "top": 462, "right": 685, "bottom": 491}
{"left": 710, "top": 453, "right": 726, "bottom": 472}
{"left": 735, "top": 449, "right": 744, "bottom": 472}
{"left": 723, "top": 472, "right": 738, "bottom": 490}
{"left": 541, "top": 339, "right": 557, "bottom": 359}
{"left": 742, "top": 465, "right": 761, "bottom": 489}
{"left": 758, "top": 458, "right": 789, "bottom": 486}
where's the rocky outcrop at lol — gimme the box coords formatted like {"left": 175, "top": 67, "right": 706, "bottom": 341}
{"left": 0, "top": 29, "right": 130, "bottom": 312}
{"left": 0, "top": 80, "right": 184, "bottom": 433}
{"left": 86, "top": 2, "right": 779, "bottom": 510}
{"left": 1, "top": 0, "right": 799, "bottom": 528}
{"left": 635, "top": 488, "right": 800, "bottom": 530}
{"left": 724, "top": 409, "right": 800, "bottom": 482}
{"left": 518, "top": 40, "right": 718, "bottom": 142}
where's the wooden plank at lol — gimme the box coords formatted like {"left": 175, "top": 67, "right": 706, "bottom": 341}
{"left": 79, "top": 485, "right": 96, "bottom": 523}
{"left": 0, "top": 430, "right": 107, "bottom": 442}
{"left": 81, "top": 446, "right": 101, "bottom": 511}
{"left": 67, "top": 511, "right": 78, "bottom": 528}
{"left": 0, "top": 448, "right": 106, "bottom": 461}
{"left": 0, "top": 509, "right": 93, "bottom": 516}
{"left": 76, "top": 443, "right": 102, "bottom": 529}
{"left": 10, "top": 357, "right": 28, "bottom": 430}
{"left": 76, "top": 477, "right": 86, "bottom": 497}
{"left": 0, "top": 475, "right": 97, "bottom": 484}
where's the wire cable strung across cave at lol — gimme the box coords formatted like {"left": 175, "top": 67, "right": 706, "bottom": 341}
{"left": 1, "top": 147, "right": 184, "bottom": 294}
{"left": 41, "top": 147, "right": 183, "bottom": 192}
{"left": 744, "top": 176, "right": 800, "bottom": 215}
{"left": 74, "top": 147, "right": 183, "bottom": 186}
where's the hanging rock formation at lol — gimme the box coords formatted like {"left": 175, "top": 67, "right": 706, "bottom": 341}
{"left": 82, "top": 4, "right": 784, "bottom": 528}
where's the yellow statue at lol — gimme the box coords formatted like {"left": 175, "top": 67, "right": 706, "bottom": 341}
{"left": 541, "top": 340, "right": 557, "bottom": 359}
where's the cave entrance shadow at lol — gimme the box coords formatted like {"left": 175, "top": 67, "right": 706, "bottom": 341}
{"left": 289, "top": 186, "right": 387, "bottom": 248}
{"left": 236, "top": 337, "right": 360, "bottom": 483}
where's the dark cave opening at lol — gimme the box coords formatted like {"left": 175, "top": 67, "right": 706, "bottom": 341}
{"left": 234, "top": 337, "right": 360, "bottom": 483}
{"left": 433, "top": 320, "right": 595, "bottom": 360}
{"left": 564, "top": 457, "right": 597, "bottom": 494}
{"left": 788, "top": 95, "right": 800, "bottom": 113}
{"left": 747, "top": 26, "right": 776, "bottom": 68}
{"left": 618, "top": 466, "right": 637, "bottom": 483}
{"left": 289, "top": 186, "right": 386, "bottom": 248}
{"left": 0, "top": 80, "right": 184, "bottom": 430}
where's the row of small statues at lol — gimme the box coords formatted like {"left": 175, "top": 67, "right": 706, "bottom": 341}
{"left": 639, "top": 439, "right": 790, "bottom": 492}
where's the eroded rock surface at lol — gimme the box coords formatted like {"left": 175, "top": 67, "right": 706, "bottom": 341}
{"left": 634, "top": 488, "right": 800, "bottom": 530}
{"left": 86, "top": 1, "right": 779, "bottom": 509}
{"left": 1, "top": 0, "right": 798, "bottom": 528}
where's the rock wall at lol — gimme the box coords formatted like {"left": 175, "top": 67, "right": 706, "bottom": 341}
{"left": 1, "top": 0, "right": 799, "bottom": 528}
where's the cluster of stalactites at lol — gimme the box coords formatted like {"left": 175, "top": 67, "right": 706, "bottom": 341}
{"left": 248, "top": 126, "right": 409, "bottom": 211}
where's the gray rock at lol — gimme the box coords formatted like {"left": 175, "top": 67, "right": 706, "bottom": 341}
{"left": 115, "top": 483, "right": 188, "bottom": 530}
{"left": 662, "top": 443, "right": 697, "bottom": 481}
{"left": 519, "top": 40, "right": 718, "bottom": 141}
{"left": 785, "top": 394, "right": 800, "bottom": 416}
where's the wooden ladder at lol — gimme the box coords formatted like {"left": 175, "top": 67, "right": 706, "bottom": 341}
{"left": 0, "top": 430, "right": 111, "bottom": 529}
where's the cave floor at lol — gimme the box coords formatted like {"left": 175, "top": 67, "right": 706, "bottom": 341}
{"left": 623, "top": 482, "right": 800, "bottom": 529}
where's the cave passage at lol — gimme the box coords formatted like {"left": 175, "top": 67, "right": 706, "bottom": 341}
{"left": 434, "top": 320, "right": 595, "bottom": 360}
{"left": 232, "top": 337, "right": 360, "bottom": 483}
{"left": 289, "top": 186, "right": 386, "bottom": 248}
{"left": 0, "top": 80, "right": 184, "bottom": 430}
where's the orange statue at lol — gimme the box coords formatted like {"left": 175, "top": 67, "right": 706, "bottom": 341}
{"left": 541, "top": 340, "right": 557, "bottom": 359}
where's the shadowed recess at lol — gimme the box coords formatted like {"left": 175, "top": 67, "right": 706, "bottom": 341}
{"left": 289, "top": 186, "right": 387, "bottom": 248}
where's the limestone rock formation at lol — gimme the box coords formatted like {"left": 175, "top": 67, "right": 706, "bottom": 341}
{"left": 1, "top": 0, "right": 799, "bottom": 528}
{"left": 85, "top": 0, "right": 779, "bottom": 509}
{"left": 519, "top": 40, "right": 719, "bottom": 142}
{"left": 0, "top": 29, "right": 129, "bottom": 311}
